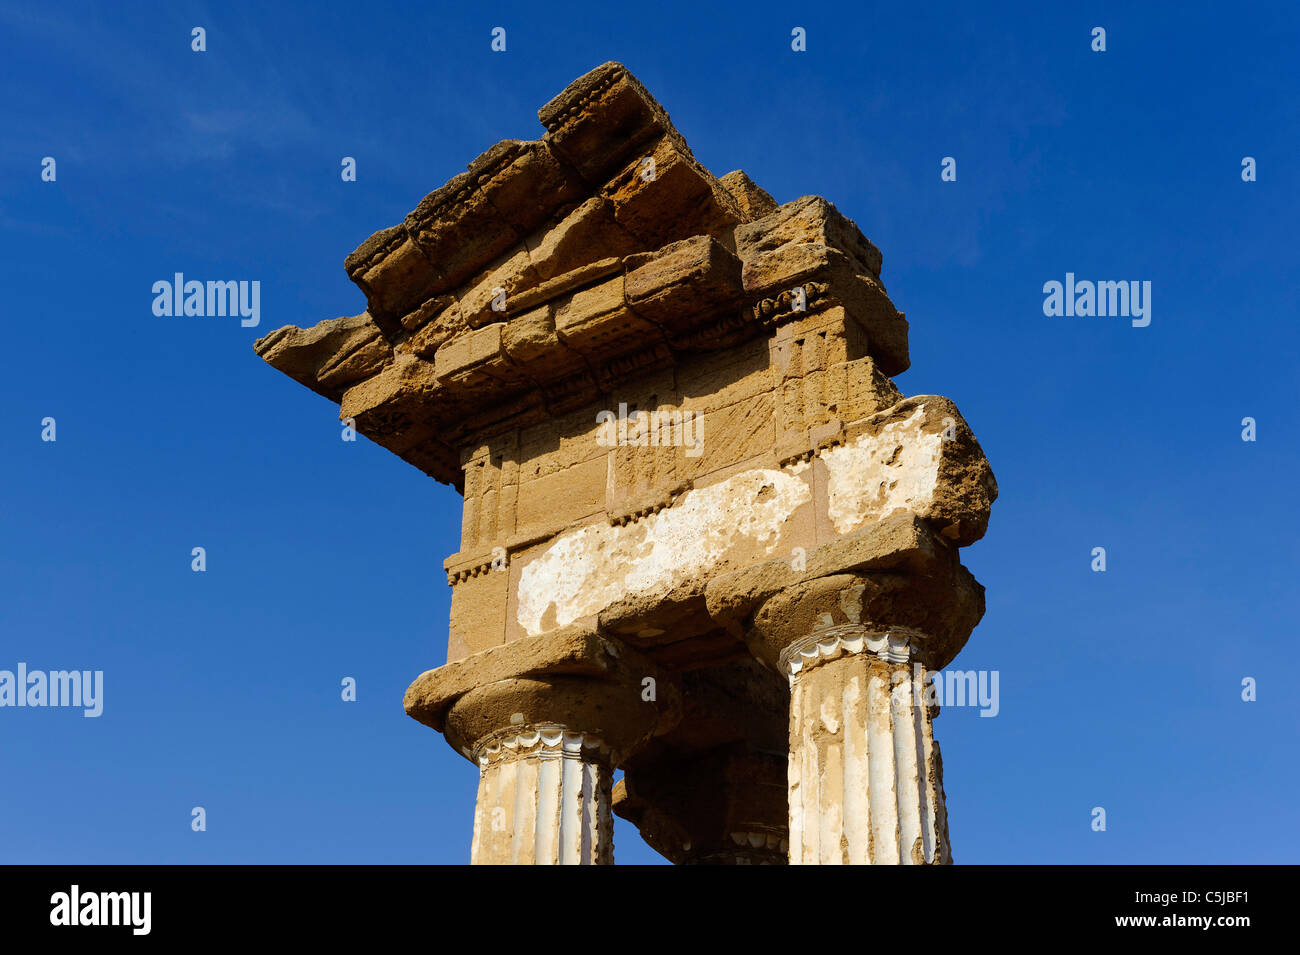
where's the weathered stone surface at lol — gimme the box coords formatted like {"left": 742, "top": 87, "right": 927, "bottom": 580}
{"left": 515, "top": 465, "right": 814, "bottom": 640}
{"left": 469, "top": 722, "right": 616, "bottom": 865}
{"left": 736, "top": 195, "right": 883, "bottom": 280}
{"left": 827, "top": 356, "right": 903, "bottom": 424}
{"left": 317, "top": 333, "right": 391, "bottom": 395}
{"left": 500, "top": 303, "right": 556, "bottom": 365}
{"left": 613, "top": 657, "right": 789, "bottom": 863}
{"left": 703, "top": 512, "right": 945, "bottom": 634}
{"left": 509, "top": 256, "right": 623, "bottom": 315}
{"left": 445, "top": 675, "right": 669, "bottom": 764}
{"left": 405, "top": 171, "right": 520, "bottom": 293}
{"left": 746, "top": 562, "right": 986, "bottom": 674}
{"left": 400, "top": 293, "right": 456, "bottom": 335}
{"left": 433, "top": 322, "right": 505, "bottom": 381}
{"left": 401, "top": 141, "right": 585, "bottom": 299}
{"left": 334, "top": 354, "right": 461, "bottom": 485}
{"left": 553, "top": 272, "right": 660, "bottom": 355}
{"left": 539, "top": 62, "right": 684, "bottom": 183}
{"left": 745, "top": 245, "right": 909, "bottom": 376}
{"left": 719, "top": 169, "right": 779, "bottom": 220}
{"left": 466, "top": 139, "right": 584, "bottom": 231}
{"left": 259, "top": 62, "right": 998, "bottom": 866}
{"left": 827, "top": 272, "right": 911, "bottom": 377}
{"left": 258, "top": 68, "right": 918, "bottom": 481}
{"left": 337, "top": 353, "right": 434, "bottom": 423}
{"left": 514, "top": 456, "right": 606, "bottom": 541}
{"left": 615, "top": 746, "right": 788, "bottom": 864}
{"left": 254, "top": 312, "right": 390, "bottom": 401}
{"left": 786, "top": 648, "right": 950, "bottom": 864}
{"left": 406, "top": 298, "right": 465, "bottom": 360}
{"left": 600, "top": 135, "right": 744, "bottom": 248}
{"left": 345, "top": 226, "right": 444, "bottom": 341}
{"left": 526, "top": 197, "right": 640, "bottom": 281}
{"left": 624, "top": 235, "right": 744, "bottom": 329}
{"left": 445, "top": 567, "right": 509, "bottom": 660}
{"left": 829, "top": 395, "right": 997, "bottom": 547}
{"left": 405, "top": 621, "right": 679, "bottom": 736}
{"left": 741, "top": 241, "right": 842, "bottom": 295}
{"left": 458, "top": 245, "right": 538, "bottom": 329}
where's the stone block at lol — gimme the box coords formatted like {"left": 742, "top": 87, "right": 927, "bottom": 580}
{"left": 514, "top": 455, "right": 607, "bottom": 541}
{"left": 718, "top": 169, "right": 779, "bottom": 220}
{"left": 829, "top": 395, "right": 998, "bottom": 547}
{"left": 553, "top": 273, "right": 660, "bottom": 356}
{"left": 446, "top": 566, "right": 509, "bottom": 662}
{"left": 736, "top": 195, "right": 882, "bottom": 279}
{"left": 459, "top": 245, "right": 540, "bottom": 329}
{"left": 600, "top": 136, "right": 744, "bottom": 248}
{"left": 405, "top": 171, "right": 521, "bottom": 292}
{"left": 434, "top": 323, "right": 508, "bottom": 381}
{"left": 345, "top": 226, "right": 444, "bottom": 341}
{"left": 254, "top": 313, "right": 390, "bottom": 401}
{"left": 624, "top": 235, "right": 745, "bottom": 329}
{"left": 539, "top": 62, "right": 680, "bottom": 183}
{"left": 525, "top": 197, "right": 640, "bottom": 281}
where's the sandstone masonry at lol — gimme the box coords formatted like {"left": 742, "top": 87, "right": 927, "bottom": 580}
{"left": 256, "top": 62, "right": 997, "bottom": 865}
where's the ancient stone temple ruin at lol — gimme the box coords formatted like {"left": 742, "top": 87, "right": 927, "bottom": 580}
{"left": 256, "top": 62, "right": 996, "bottom": 865}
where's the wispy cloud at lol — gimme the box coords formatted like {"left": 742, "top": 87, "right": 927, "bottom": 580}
{"left": 1, "top": 4, "right": 324, "bottom": 169}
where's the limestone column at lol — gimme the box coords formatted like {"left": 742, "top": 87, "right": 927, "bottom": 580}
{"left": 468, "top": 723, "right": 615, "bottom": 865}
{"left": 444, "top": 675, "right": 659, "bottom": 865}
{"left": 780, "top": 625, "right": 950, "bottom": 865}
{"left": 746, "top": 570, "right": 980, "bottom": 865}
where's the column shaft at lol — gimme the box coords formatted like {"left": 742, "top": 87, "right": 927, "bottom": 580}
{"left": 784, "top": 630, "right": 951, "bottom": 865}
{"left": 469, "top": 725, "right": 614, "bottom": 865}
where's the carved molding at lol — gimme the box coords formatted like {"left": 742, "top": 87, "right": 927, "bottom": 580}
{"left": 542, "top": 65, "right": 627, "bottom": 133}
{"left": 446, "top": 559, "right": 502, "bottom": 586}
{"left": 752, "top": 280, "right": 829, "bottom": 328}
{"left": 472, "top": 722, "right": 611, "bottom": 768}
{"left": 779, "top": 624, "right": 929, "bottom": 682}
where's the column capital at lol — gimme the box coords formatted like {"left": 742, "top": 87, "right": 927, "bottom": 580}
{"left": 747, "top": 563, "right": 984, "bottom": 675}
{"left": 443, "top": 670, "right": 671, "bottom": 866}
{"left": 446, "top": 674, "right": 666, "bottom": 768}
{"left": 472, "top": 723, "right": 611, "bottom": 769}
{"left": 405, "top": 621, "right": 682, "bottom": 765}
{"left": 778, "top": 623, "right": 930, "bottom": 682}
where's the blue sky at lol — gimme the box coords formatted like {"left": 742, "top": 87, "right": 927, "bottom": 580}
{"left": 1, "top": 0, "right": 1296, "bottom": 863}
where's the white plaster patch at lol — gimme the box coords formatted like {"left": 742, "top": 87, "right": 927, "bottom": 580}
{"left": 516, "top": 468, "right": 811, "bottom": 636}
{"left": 819, "top": 696, "right": 840, "bottom": 735}
{"left": 820, "top": 406, "right": 942, "bottom": 535}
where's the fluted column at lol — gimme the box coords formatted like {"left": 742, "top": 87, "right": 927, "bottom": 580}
{"left": 469, "top": 723, "right": 614, "bottom": 865}
{"left": 444, "top": 674, "right": 663, "bottom": 865}
{"left": 780, "top": 625, "right": 950, "bottom": 865}
{"left": 746, "top": 568, "right": 981, "bottom": 865}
